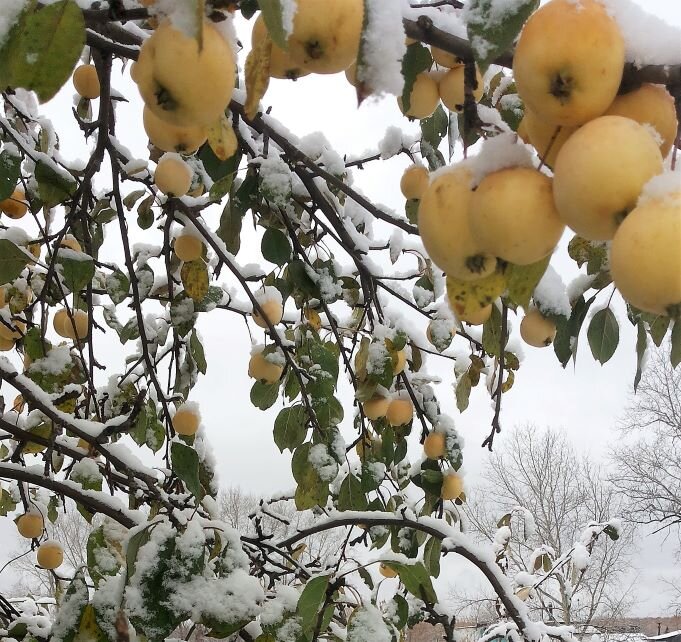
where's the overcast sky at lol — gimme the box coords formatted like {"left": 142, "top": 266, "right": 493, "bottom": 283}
{"left": 1, "top": 0, "right": 680, "bottom": 619}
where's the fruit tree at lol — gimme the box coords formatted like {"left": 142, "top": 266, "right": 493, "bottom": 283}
{"left": 0, "top": 0, "right": 679, "bottom": 640}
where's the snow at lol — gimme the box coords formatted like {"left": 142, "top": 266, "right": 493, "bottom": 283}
{"left": 358, "top": 0, "right": 406, "bottom": 97}
{"left": 571, "top": 541, "right": 591, "bottom": 571}
{"left": 638, "top": 170, "right": 681, "bottom": 206}
{"left": 533, "top": 265, "right": 571, "bottom": 317}
{"left": 468, "top": 132, "right": 534, "bottom": 186}
{"left": 260, "top": 585, "right": 299, "bottom": 626}
{"left": 308, "top": 444, "right": 339, "bottom": 483}
{"left": 254, "top": 285, "right": 283, "bottom": 307}
{"left": 280, "top": 0, "right": 298, "bottom": 37}
{"left": 347, "top": 605, "right": 391, "bottom": 642}
{"left": 378, "top": 126, "right": 407, "bottom": 159}
{"left": 0, "top": 1, "right": 26, "bottom": 47}
{"left": 298, "top": 132, "right": 346, "bottom": 176}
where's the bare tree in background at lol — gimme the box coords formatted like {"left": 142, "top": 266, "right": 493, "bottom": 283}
{"left": 464, "top": 425, "right": 633, "bottom": 630}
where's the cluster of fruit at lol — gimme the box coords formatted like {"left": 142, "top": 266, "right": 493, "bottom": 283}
{"left": 15, "top": 511, "right": 64, "bottom": 570}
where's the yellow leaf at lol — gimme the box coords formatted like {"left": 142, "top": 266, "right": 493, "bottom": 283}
{"left": 304, "top": 306, "right": 321, "bottom": 331}
{"left": 74, "top": 604, "right": 106, "bottom": 642}
{"left": 181, "top": 260, "right": 209, "bottom": 302}
{"left": 207, "top": 113, "right": 238, "bottom": 161}
{"left": 291, "top": 543, "right": 307, "bottom": 561}
{"left": 446, "top": 267, "right": 507, "bottom": 317}
{"left": 245, "top": 32, "right": 272, "bottom": 119}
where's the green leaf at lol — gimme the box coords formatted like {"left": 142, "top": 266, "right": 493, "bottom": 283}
{"left": 455, "top": 372, "right": 472, "bottom": 412}
{"left": 506, "top": 256, "right": 551, "bottom": 309}
{"left": 87, "top": 526, "right": 121, "bottom": 588}
{"left": 603, "top": 524, "right": 620, "bottom": 541}
{"left": 338, "top": 474, "right": 368, "bottom": 511}
{"left": 587, "top": 308, "right": 619, "bottom": 364}
{"left": 125, "top": 525, "right": 152, "bottom": 583}
{"left": 250, "top": 380, "right": 280, "bottom": 410}
{"left": 217, "top": 199, "right": 243, "bottom": 255}
{"left": 171, "top": 441, "right": 204, "bottom": 498}
{"left": 0, "top": 149, "right": 21, "bottom": 200}
{"left": 292, "top": 444, "right": 329, "bottom": 510}
{"left": 466, "top": 0, "right": 538, "bottom": 71}
{"left": 671, "top": 321, "right": 681, "bottom": 369}
{"left": 261, "top": 227, "right": 292, "bottom": 266}
{"left": 553, "top": 295, "right": 594, "bottom": 367}
{"left": 384, "top": 562, "right": 437, "bottom": 604}
{"left": 482, "top": 303, "right": 503, "bottom": 356}
{"left": 57, "top": 251, "right": 95, "bottom": 293}
{"left": 297, "top": 575, "right": 330, "bottom": 632}
{"left": 35, "top": 160, "right": 76, "bottom": 206}
{"left": 420, "top": 105, "right": 448, "bottom": 170}
{"left": 258, "top": 0, "right": 289, "bottom": 49}
{"left": 0, "top": 239, "right": 31, "bottom": 285}
{"left": 0, "top": 487, "right": 18, "bottom": 516}
{"left": 634, "top": 320, "right": 648, "bottom": 390}
{"left": 391, "top": 595, "right": 409, "bottom": 630}
{"left": 401, "top": 43, "right": 433, "bottom": 114}
{"left": 0, "top": 0, "right": 85, "bottom": 102}
{"left": 648, "top": 314, "right": 671, "bottom": 347}
{"left": 190, "top": 330, "right": 207, "bottom": 375}
{"left": 123, "top": 189, "right": 146, "bottom": 210}
{"left": 273, "top": 405, "right": 307, "bottom": 453}
{"left": 105, "top": 269, "right": 130, "bottom": 305}
{"left": 49, "top": 572, "right": 89, "bottom": 642}
{"left": 423, "top": 536, "right": 442, "bottom": 578}
{"left": 136, "top": 194, "right": 155, "bottom": 229}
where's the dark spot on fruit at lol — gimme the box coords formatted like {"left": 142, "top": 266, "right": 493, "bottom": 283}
{"left": 465, "top": 254, "right": 489, "bottom": 274}
{"left": 550, "top": 72, "right": 574, "bottom": 104}
{"left": 305, "top": 40, "right": 324, "bottom": 60}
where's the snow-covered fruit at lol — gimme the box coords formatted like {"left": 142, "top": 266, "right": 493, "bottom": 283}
{"left": 174, "top": 234, "right": 204, "bottom": 262}
{"left": 172, "top": 403, "right": 201, "bottom": 436}
{"left": 132, "top": 19, "right": 235, "bottom": 127}
{"left": 73, "top": 64, "right": 100, "bottom": 99}
{"left": 53, "top": 308, "right": 88, "bottom": 340}
{"left": 441, "top": 471, "right": 464, "bottom": 501}
{"left": 610, "top": 188, "right": 681, "bottom": 317}
{"left": 252, "top": 300, "right": 283, "bottom": 329}
{"left": 0, "top": 188, "right": 28, "bottom": 219}
{"left": 16, "top": 512, "right": 43, "bottom": 539}
{"left": 59, "top": 235, "right": 82, "bottom": 252}
{"left": 520, "top": 309, "right": 557, "bottom": 348}
{"left": 143, "top": 106, "right": 208, "bottom": 154}
{"left": 248, "top": 349, "right": 284, "bottom": 383}
{"left": 362, "top": 395, "right": 390, "bottom": 421}
{"left": 438, "top": 65, "right": 483, "bottom": 113}
{"left": 398, "top": 73, "right": 440, "bottom": 119}
{"left": 154, "top": 154, "right": 193, "bottom": 197}
{"left": 552, "top": 116, "right": 663, "bottom": 241}
{"left": 285, "top": 0, "right": 364, "bottom": 75}
{"left": 251, "top": 16, "right": 309, "bottom": 80}
{"left": 37, "top": 540, "right": 63, "bottom": 569}
{"left": 418, "top": 166, "right": 496, "bottom": 282}
{"left": 513, "top": 0, "right": 625, "bottom": 127}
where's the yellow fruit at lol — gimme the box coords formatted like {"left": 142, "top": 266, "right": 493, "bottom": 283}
{"left": 0, "top": 318, "right": 25, "bottom": 341}
{"left": 604, "top": 83, "right": 678, "bottom": 158}
{"left": 73, "top": 64, "right": 100, "bottom": 99}
{"left": 174, "top": 234, "right": 204, "bottom": 262}
{"left": 520, "top": 309, "right": 557, "bottom": 348}
{"left": 426, "top": 321, "right": 455, "bottom": 349}
{"left": 513, "top": 0, "right": 625, "bottom": 126}
{"left": 362, "top": 396, "right": 390, "bottom": 421}
{"left": 552, "top": 116, "right": 663, "bottom": 241}
{"left": 418, "top": 167, "right": 497, "bottom": 281}
{"left": 424, "top": 432, "right": 446, "bottom": 459}
{"left": 154, "top": 154, "right": 193, "bottom": 196}
{"left": 398, "top": 73, "right": 440, "bottom": 119}
{"left": 248, "top": 350, "right": 284, "bottom": 383}
{"left": 379, "top": 563, "right": 398, "bottom": 578}
{"left": 516, "top": 587, "right": 532, "bottom": 601}
{"left": 386, "top": 398, "right": 413, "bottom": 426}
{"left": 516, "top": 117, "right": 530, "bottom": 144}
{"left": 172, "top": 405, "right": 200, "bottom": 436}
{"left": 17, "top": 512, "right": 43, "bottom": 539}
{"left": 0, "top": 335, "right": 15, "bottom": 351}
{"left": 53, "top": 308, "right": 88, "bottom": 340}
{"left": 393, "top": 349, "right": 406, "bottom": 376}
{"left": 469, "top": 167, "right": 564, "bottom": 265}
{"left": 253, "top": 300, "right": 283, "bottom": 328}
{"left": 400, "top": 166, "right": 429, "bottom": 200}
{"left": 610, "top": 191, "right": 681, "bottom": 317}
{"left": 133, "top": 20, "right": 235, "bottom": 127}
{"left": 37, "top": 541, "right": 63, "bottom": 570}
{"left": 252, "top": 15, "right": 309, "bottom": 80}
{"left": 143, "top": 106, "right": 207, "bottom": 154}
{"left": 523, "top": 109, "right": 577, "bottom": 169}
{"left": 345, "top": 62, "right": 358, "bottom": 87}
{"left": 441, "top": 472, "right": 464, "bottom": 500}
{"left": 431, "top": 47, "right": 459, "bottom": 68}
{"left": 453, "top": 302, "right": 492, "bottom": 326}
{"left": 0, "top": 188, "right": 28, "bottom": 219}
{"left": 59, "top": 236, "right": 82, "bottom": 253}
{"left": 286, "top": 0, "right": 364, "bottom": 75}
{"left": 438, "top": 65, "right": 483, "bottom": 112}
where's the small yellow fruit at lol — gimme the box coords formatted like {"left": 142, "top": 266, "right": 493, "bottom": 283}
{"left": 0, "top": 318, "right": 25, "bottom": 341}
{"left": 453, "top": 302, "right": 492, "bottom": 326}
{"left": 53, "top": 308, "right": 88, "bottom": 340}
{"left": 431, "top": 47, "right": 459, "bottom": 68}
{"left": 520, "top": 309, "right": 557, "bottom": 348}
{"left": 59, "top": 235, "right": 82, "bottom": 253}
{"left": 438, "top": 65, "right": 483, "bottom": 112}
{"left": 17, "top": 512, "right": 44, "bottom": 539}
{"left": 154, "top": 154, "right": 193, "bottom": 197}
{"left": 393, "top": 349, "right": 407, "bottom": 376}
{"left": 604, "top": 83, "right": 678, "bottom": 158}
{"left": 516, "top": 586, "right": 532, "bottom": 601}
{"left": 400, "top": 166, "right": 429, "bottom": 200}
{"left": 248, "top": 350, "right": 284, "bottom": 383}
{"left": 286, "top": 0, "right": 364, "bottom": 75}
{"left": 174, "top": 234, "right": 204, "bottom": 262}
{"left": 513, "top": 0, "right": 625, "bottom": 126}
{"left": 553, "top": 116, "right": 663, "bottom": 241}
{"left": 253, "top": 300, "right": 284, "bottom": 329}
{"left": 610, "top": 191, "right": 681, "bottom": 317}
{"left": 398, "top": 73, "right": 440, "bottom": 119}
{"left": 418, "top": 167, "right": 497, "bottom": 281}
{"left": 252, "top": 15, "right": 309, "bottom": 80}
{"left": 143, "top": 106, "right": 207, "bottom": 154}
{"left": 379, "top": 563, "right": 398, "bottom": 578}
{"left": 0, "top": 188, "right": 28, "bottom": 219}
{"left": 441, "top": 472, "right": 464, "bottom": 500}
{"left": 469, "top": 167, "right": 564, "bottom": 265}
{"left": 362, "top": 396, "right": 390, "bottom": 421}
{"left": 523, "top": 109, "right": 577, "bottom": 169}
{"left": 172, "top": 404, "right": 201, "bottom": 436}
{"left": 426, "top": 321, "right": 455, "bottom": 351}
{"left": 133, "top": 20, "right": 236, "bottom": 127}
{"left": 424, "top": 432, "right": 446, "bottom": 460}
{"left": 0, "top": 336, "right": 15, "bottom": 351}
{"left": 386, "top": 398, "right": 413, "bottom": 426}
{"left": 37, "top": 541, "right": 64, "bottom": 570}
{"left": 73, "top": 64, "right": 100, "bottom": 99}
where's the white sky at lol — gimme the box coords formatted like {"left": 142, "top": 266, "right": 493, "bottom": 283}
{"left": 1, "top": 0, "right": 680, "bottom": 620}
